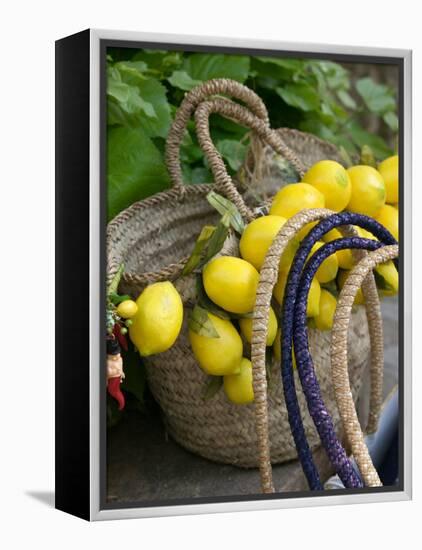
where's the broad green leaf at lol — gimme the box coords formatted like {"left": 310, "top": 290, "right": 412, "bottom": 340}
{"left": 255, "top": 56, "right": 304, "bottom": 72}
{"left": 180, "top": 131, "right": 204, "bottom": 163}
{"left": 383, "top": 111, "right": 399, "bottom": 132}
{"left": 345, "top": 120, "right": 393, "bottom": 159}
{"left": 109, "top": 292, "right": 131, "bottom": 305}
{"left": 133, "top": 50, "right": 183, "bottom": 74}
{"left": 206, "top": 191, "right": 245, "bottom": 234}
{"left": 356, "top": 77, "right": 396, "bottom": 115}
{"left": 317, "top": 61, "right": 349, "bottom": 91}
{"left": 276, "top": 83, "right": 320, "bottom": 112}
{"left": 168, "top": 70, "right": 202, "bottom": 91}
{"left": 114, "top": 60, "right": 148, "bottom": 74}
{"left": 107, "top": 127, "right": 170, "bottom": 220}
{"left": 182, "top": 225, "right": 216, "bottom": 276}
{"left": 108, "top": 77, "right": 156, "bottom": 118}
{"left": 202, "top": 376, "right": 223, "bottom": 399}
{"left": 132, "top": 78, "right": 172, "bottom": 137}
{"left": 190, "top": 166, "right": 212, "bottom": 183}
{"left": 183, "top": 54, "right": 250, "bottom": 82}
{"left": 336, "top": 89, "right": 357, "bottom": 110}
{"left": 216, "top": 139, "right": 248, "bottom": 171}
{"left": 199, "top": 213, "right": 230, "bottom": 266}
{"left": 188, "top": 305, "right": 220, "bottom": 338}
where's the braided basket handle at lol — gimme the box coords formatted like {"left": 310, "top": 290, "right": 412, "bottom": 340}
{"left": 250, "top": 209, "right": 384, "bottom": 493}
{"left": 331, "top": 244, "right": 399, "bottom": 487}
{"left": 165, "top": 78, "right": 269, "bottom": 192}
{"left": 194, "top": 98, "right": 306, "bottom": 221}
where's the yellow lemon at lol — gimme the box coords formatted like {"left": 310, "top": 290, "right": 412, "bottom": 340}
{"left": 189, "top": 313, "right": 242, "bottom": 375}
{"left": 347, "top": 165, "right": 386, "bottom": 217}
{"left": 375, "top": 204, "right": 399, "bottom": 241}
{"left": 116, "top": 299, "right": 138, "bottom": 319}
{"left": 224, "top": 358, "right": 254, "bottom": 404}
{"left": 239, "top": 307, "right": 278, "bottom": 346}
{"left": 270, "top": 182, "right": 325, "bottom": 219}
{"left": 129, "top": 282, "right": 183, "bottom": 356}
{"left": 308, "top": 241, "right": 339, "bottom": 283}
{"left": 357, "top": 226, "right": 376, "bottom": 241}
{"left": 378, "top": 155, "right": 399, "bottom": 204}
{"left": 307, "top": 278, "right": 321, "bottom": 318}
{"left": 323, "top": 228, "right": 355, "bottom": 270}
{"left": 338, "top": 269, "right": 365, "bottom": 305}
{"left": 203, "top": 256, "right": 259, "bottom": 314}
{"left": 239, "top": 215, "right": 287, "bottom": 271}
{"left": 375, "top": 261, "right": 399, "bottom": 296}
{"left": 302, "top": 160, "right": 352, "bottom": 212}
{"left": 314, "top": 289, "right": 337, "bottom": 331}
{"left": 273, "top": 328, "right": 297, "bottom": 369}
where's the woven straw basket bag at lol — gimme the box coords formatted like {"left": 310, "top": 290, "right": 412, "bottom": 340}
{"left": 107, "top": 79, "right": 372, "bottom": 472}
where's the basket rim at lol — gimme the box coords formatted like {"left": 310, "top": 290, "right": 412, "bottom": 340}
{"left": 106, "top": 128, "right": 343, "bottom": 287}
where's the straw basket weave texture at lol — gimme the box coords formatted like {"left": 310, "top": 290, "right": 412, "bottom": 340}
{"left": 106, "top": 79, "right": 372, "bottom": 469}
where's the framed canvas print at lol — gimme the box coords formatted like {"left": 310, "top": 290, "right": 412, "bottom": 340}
{"left": 55, "top": 28, "right": 412, "bottom": 521}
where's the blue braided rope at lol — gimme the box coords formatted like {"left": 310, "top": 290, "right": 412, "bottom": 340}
{"left": 280, "top": 211, "right": 397, "bottom": 490}
{"left": 294, "top": 237, "right": 380, "bottom": 488}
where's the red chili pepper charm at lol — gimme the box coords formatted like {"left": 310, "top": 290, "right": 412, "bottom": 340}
{"left": 107, "top": 376, "right": 125, "bottom": 411}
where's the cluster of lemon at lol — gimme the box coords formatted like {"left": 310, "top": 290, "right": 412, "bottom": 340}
{"left": 189, "top": 156, "right": 399, "bottom": 405}
{"left": 123, "top": 155, "right": 399, "bottom": 407}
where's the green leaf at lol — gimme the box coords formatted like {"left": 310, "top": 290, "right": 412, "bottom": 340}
{"left": 133, "top": 78, "right": 172, "bottom": 137}
{"left": 107, "top": 263, "right": 124, "bottom": 296}
{"left": 182, "top": 225, "right": 216, "bottom": 276}
{"left": 255, "top": 56, "right": 304, "bottom": 72}
{"left": 107, "top": 127, "right": 170, "bottom": 220}
{"left": 356, "top": 77, "right": 396, "bottom": 115}
{"left": 190, "top": 166, "right": 212, "bottom": 183}
{"left": 168, "top": 70, "right": 202, "bottom": 91}
{"left": 183, "top": 54, "right": 250, "bottom": 82}
{"left": 199, "top": 213, "right": 230, "bottom": 266}
{"left": 383, "top": 111, "right": 399, "bottom": 132}
{"left": 132, "top": 50, "right": 183, "bottom": 74}
{"left": 360, "top": 145, "right": 377, "bottom": 168}
{"left": 338, "top": 146, "right": 353, "bottom": 168}
{"left": 206, "top": 191, "right": 245, "bottom": 234}
{"left": 196, "top": 275, "right": 231, "bottom": 320}
{"left": 188, "top": 305, "right": 220, "bottom": 337}
{"left": 276, "top": 83, "right": 320, "bottom": 112}
{"left": 109, "top": 292, "right": 131, "bottom": 305}
{"left": 108, "top": 77, "right": 156, "bottom": 118}
{"left": 345, "top": 120, "right": 393, "bottom": 159}
{"left": 216, "top": 139, "right": 248, "bottom": 171}
{"left": 202, "top": 376, "right": 223, "bottom": 399}
{"left": 336, "top": 89, "right": 357, "bottom": 110}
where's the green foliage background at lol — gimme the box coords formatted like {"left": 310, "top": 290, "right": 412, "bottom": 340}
{"left": 107, "top": 48, "right": 398, "bottom": 221}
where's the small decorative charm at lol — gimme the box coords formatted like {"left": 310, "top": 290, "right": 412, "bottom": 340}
{"left": 106, "top": 336, "right": 125, "bottom": 411}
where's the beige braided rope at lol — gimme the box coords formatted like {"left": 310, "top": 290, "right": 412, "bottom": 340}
{"left": 331, "top": 244, "right": 399, "bottom": 487}
{"left": 250, "top": 209, "right": 385, "bottom": 493}
{"left": 165, "top": 79, "right": 269, "bottom": 194}
{"left": 194, "top": 98, "right": 306, "bottom": 222}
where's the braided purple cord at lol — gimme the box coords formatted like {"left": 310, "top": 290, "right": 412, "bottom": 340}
{"left": 294, "top": 237, "right": 380, "bottom": 487}
{"left": 280, "top": 212, "right": 397, "bottom": 490}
